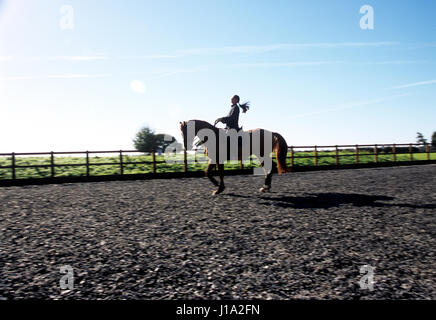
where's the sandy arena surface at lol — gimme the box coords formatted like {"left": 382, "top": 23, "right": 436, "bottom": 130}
{"left": 0, "top": 165, "right": 435, "bottom": 299}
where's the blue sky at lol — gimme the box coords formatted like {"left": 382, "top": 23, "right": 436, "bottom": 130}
{"left": 1, "top": 0, "right": 435, "bottom": 152}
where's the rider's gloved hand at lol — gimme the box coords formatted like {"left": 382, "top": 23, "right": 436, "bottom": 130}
{"left": 214, "top": 118, "right": 222, "bottom": 126}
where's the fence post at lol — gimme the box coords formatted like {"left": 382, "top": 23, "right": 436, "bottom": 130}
{"left": 50, "top": 151, "right": 55, "bottom": 178}
{"left": 335, "top": 145, "right": 339, "bottom": 166}
{"left": 183, "top": 149, "right": 188, "bottom": 173}
{"left": 11, "top": 152, "right": 16, "bottom": 180}
{"left": 239, "top": 159, "right": 244, "bottom": 170}
{"left": 409, "top": 144, "right": 413, "bottom": 161}
{"left": 425, "top": 143, "right": 430, "bottom": 160}
{"left": 290, "top": 147, "right": 294, "bottom": 167}
{"left": 119, "top": 150, "right": 124, "bottom": 175}
{"left": 392, "top": 144, "right": 397, "bottom": 162}
{"left": 86, "top": 151, "right": 90, "bottom": 176}
{"left": 314, "top": 146, "right": 318, "bottom": 166}
{"left": 374, "top": 144, "right": 378, "bottom": 163}
{"left": 355, "top": 145, "right": 359, "bottom": 164}
{"left": 152, "top": 150, "right": 156, "bottom": 173}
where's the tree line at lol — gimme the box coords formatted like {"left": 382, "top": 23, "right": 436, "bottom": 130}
{"left": 416, "top": 131, "right": 436, "bottom": 148}
{"left": 133, "top": 126, "right": 182, "bottom": 153}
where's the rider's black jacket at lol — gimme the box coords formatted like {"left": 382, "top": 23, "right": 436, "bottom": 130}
{"left": 220, "top": 104, "right": 240, "bottom": 130}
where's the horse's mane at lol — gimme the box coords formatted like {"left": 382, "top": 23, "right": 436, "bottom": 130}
{"left": 187, "top": 119, "right": 216, "bottom": 130}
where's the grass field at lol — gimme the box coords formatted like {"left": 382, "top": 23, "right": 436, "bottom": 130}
{"left": 0, "top": 150, "right": 434, "bottom": 180}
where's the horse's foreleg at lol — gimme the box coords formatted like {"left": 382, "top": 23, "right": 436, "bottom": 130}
{"left": 212, "top": 164, "right": 225, "bottom": 195}
{"left": 205, "top": 162, "right": 219, "bottom": 187}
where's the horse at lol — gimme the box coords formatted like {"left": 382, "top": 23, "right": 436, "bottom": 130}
{"left": 179, "top": 119, "right": 289, "bottom": 195}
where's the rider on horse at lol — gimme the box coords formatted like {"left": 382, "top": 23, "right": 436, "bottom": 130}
{"left": 214, "top": 95, "right": 250, "bottom": 131}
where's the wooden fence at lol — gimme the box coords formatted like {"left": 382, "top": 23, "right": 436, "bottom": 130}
{"left": 288, "top": 142, "right": 432, "bottom": 166}
{"left": 0, "top": 142, "right": 434, "bottom": 182}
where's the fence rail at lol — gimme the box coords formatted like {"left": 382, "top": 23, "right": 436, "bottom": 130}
{"left": 0, "top": 142, "right": 434, "bottom": 182}
{"left": 288, "top": 143, "right": 433, "bottom": 165}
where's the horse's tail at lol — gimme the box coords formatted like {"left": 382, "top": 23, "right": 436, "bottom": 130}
{"left": 273, "top": 132, "right": 290, "bottom": 174}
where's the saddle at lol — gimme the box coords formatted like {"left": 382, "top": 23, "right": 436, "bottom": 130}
{"left": 225, "top": 126, "right": 242, "bottom": 132}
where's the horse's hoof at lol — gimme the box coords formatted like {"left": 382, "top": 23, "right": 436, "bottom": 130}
{"left": 259, "top": 186, "right": 271, "bottom": 193}
{"left": 212, "top": 186, "right": 225, "bottom": 195}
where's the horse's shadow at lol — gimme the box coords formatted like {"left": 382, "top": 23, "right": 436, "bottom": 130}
{"left": 225, "top": 192, "right": 435, "bottom": 210}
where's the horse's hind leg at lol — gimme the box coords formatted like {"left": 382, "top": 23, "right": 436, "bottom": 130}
{"left": 259, "top": 159, "right": 276, "bottom": 193}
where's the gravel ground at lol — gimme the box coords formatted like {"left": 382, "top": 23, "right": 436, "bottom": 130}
{"left": 0, "top": 165, "right": 435, "bottom": 300}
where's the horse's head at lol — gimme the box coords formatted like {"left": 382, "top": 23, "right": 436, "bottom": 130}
{"left": 180, "top": 120, "right": 199, "bottom": 150}
{"left": 180, "top": 119, "right": 217, "bottom": 150}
